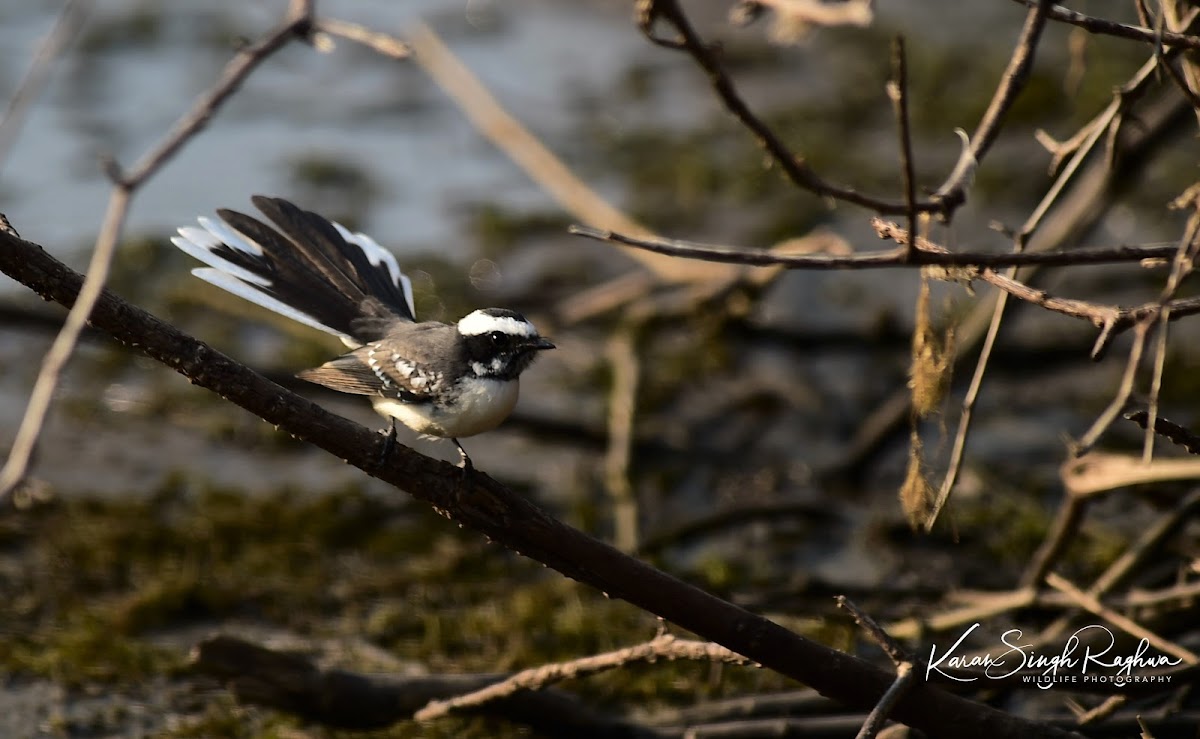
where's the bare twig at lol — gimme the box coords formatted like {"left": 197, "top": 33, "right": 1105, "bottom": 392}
{"left": 569, "top": 224, "right": 1181, "bottom": 269}
{"left": 932, "top": 0, "right": 1052, "bottom": 213}
{"left": 1143, "top": 310, "right": 1171, "bottom": 464}
{"left": 415, "top": 633, "right": 751, "bottom": 722}
{"left": 1010, "top": 0, "right": 1200, "bottom": 51}
{"left": 314, "top": 17, "right": 411, "bottom": 60}
{"left": 884, "top": 588, "right": 1039, "bottom": 640}
{"left": 575, "top": 223, "right": 1200, "bottom": 345}
{"left": 0, "top": 0, "right": 90, "bottom": 171}
{"left": 837, "top": 596, "right": 908, "bottom": 667}
{"left": 855, "top": 662, "right": 915, "bottom": 739}
{"left": 1043, "top": 572, "right": 1199, "bottom": 664}
{"left": 1020, "top": 495, "right": 1088, "bottom": 589}
{"left": 1075, "top": 321, "right": 1151, "bottom": 455}
{"left": 1141, "top": 212, "right": 1200, "bottom": 462}
{"left": 1060, "top": 453, "right": 1200, "bottom": 497}
{"left": 1021, "top": 54, "right": 1159, "bottom": 243}
{"left": 925, "top": 282, "right": 1007, "bottom": 530}
{"left": 1031, "top": 487, "right": 1200, "bottom": 651}
{"left": 886, "top": 36, "right": 918, "bottom": 261}
{"left": 1161, "top": 4, "right": 1200, "bottom": 124}
{"left": 1126, "top": 411, "right": 1200, "bottom": 455}
{"left": 1077, "top": 695, "right": 1126, "bottom": 725}
{"left": 606, "top": 322, "right": 643, "bottom": 552}
{"left": 642, "top": 0, "right": 931, "bottom": 215}
{"left": 924, "top": 52, "right": 1155, "bottom": 523}
{"left": 191, "top": 635, "right": 652, "bottom": 735}
{"left": 829, "top": 68, "right": 1186, "bottom": 483}
{"left": 0, "top": 2, "right": 314, "bottom": 499}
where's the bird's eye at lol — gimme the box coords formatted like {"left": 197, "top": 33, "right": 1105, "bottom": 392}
{"left": 489, "top": 331, "right": 504, "bottom": 343}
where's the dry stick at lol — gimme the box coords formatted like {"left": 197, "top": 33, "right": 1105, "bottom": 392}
{"left": 1159, "top": 52, "right": 1200, "bottom": 112}
{"left": 414, "top": 633, "right": 750, "bottom": 722}
{"left": 928, "top": 55, "right": 1160, "bottom": 526}
{"left": 836, "top": 69, "right": 1183, "bottom": 485}
{"left": 568, "top": 225, "right": 1181, "bottom": 270}
{"left": 1161, "top": 4, "right": 1200, "bottom": 125}
{"left": 837, "top": 597, "right": 907, "bottom": 667}
{"left": 838, "top": 597, "right": 915, "bottom": 739}
{"left": 1141, "top": 215, "right": 1200, "bottom": 463}
{"left": 605, "top": 323, "right": 643, "bottom": 553}
{"left": 1028, "top": 481, "right": 1200, "bottom": 652}
{"left": 926, "top": 287, "right": 1010, "bottom": 531}
{"left": 886, "top": 593, "right": 1200, "bottom": 683}
{"left": 886, "top": 36, "right": 918, "bottom": 262}
{"left": 855, "top": 663, "right": 915, "bottom": 739}
{"left": 1076, "top": 695, "right": 1126, "bottom": 726}
{"left": 0, "top": 0, "right": 89, "bottom": 170}
{"left": 407, "top": 21, "right": 642, "bottom": 232}
{"left": 1062, "top": 453, "right": 1200, "bottom": 496}
{"left": 1075, "top": 320, "right": 1152, "bottom": 455}
{"left": 0, "top": 1, "right": 314, "bottom": 499}
{"left": 1020, "top": 494, "right": 1089, "bottom": 590}
{"left": 1010, "top": 0, "right": 1200, "bottom": 50}
{"left": 1043, "top": 573, "right": 1200, "bottom": 665}
{"left": 1143, "top": 312, "right": 1171, "bottom": 464}
{"left": 313, "top": 17, "right": 411, "bottom": 59}
{"left": 191, "top": 635, "right": 652, "bottom": 735}
{"left": 643, "top": 0, "right": 927, "bottom": 216}
{"left": 884, "top": 588, "right": 1038, "bottom": 641}
{"left": 0, "top": 233, "right": 1082, "bottom": 739}
{"left": 932, "top": 0, "right": 1052, "bottom": 212}
{"left": 1126, "top": 411, "right": 1200, "bottom": 455}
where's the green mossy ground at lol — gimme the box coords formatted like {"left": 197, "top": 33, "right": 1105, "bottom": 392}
{"left": 0, "top": 487, "right": 794, "bottom": 736}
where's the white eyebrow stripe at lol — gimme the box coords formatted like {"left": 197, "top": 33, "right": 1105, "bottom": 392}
{"left": 457, "top": 311, "right": 537, "bottom": 337}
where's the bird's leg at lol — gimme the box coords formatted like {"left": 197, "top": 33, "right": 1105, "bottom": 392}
{"left": 377, "top": 418, "right": 397, "bottom": 468}
{"left": 452, "top": 438, "right": 474, "bottom": 472}
{"left": 451, "top": 438, "right": 475, "bottom": 490}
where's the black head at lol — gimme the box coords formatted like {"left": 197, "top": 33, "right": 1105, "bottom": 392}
{"left": 457, "top": 308, "right": 554, "bottom": 379}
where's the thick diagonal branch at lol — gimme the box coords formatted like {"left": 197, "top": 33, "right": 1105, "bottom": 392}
{"left": 0, "top": 230, "right": 1079, "bottom": 739}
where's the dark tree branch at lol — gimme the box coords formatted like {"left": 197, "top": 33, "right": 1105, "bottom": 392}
{"left": 192, "top": 635, "right": 657, "bottom": 737}
{"left": 569, "top": 223, "right": 1181, "bottom": 269}
{"left": 932, "top": 0, "right": 1052, "bottom": 213}
{"left": 1011, "top": 0, "right": 1200, "bottom": 50}
{"left": 0, "top": 231, "right": 1080, "bottom": 739}
{"left": 641, "top": 0, "right": 935, "bottom": 216}
{"left": 886, "top": 36, "right": 919, "bottom": 261}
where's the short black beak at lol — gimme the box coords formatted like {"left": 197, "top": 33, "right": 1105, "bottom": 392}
{"left": 534, "top": 337, "right": 556, "bottom": 351}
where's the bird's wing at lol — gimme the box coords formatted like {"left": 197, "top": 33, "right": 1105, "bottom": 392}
{"left": 297, "top": 342, "right": 447, "bottom": 404}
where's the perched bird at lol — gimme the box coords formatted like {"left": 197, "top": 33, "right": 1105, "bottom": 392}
{"left": 171, "top": 195, "right": 554, "bottom": 467}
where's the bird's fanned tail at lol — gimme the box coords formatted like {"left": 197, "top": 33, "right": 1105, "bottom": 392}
{"left": 171, "top": 195, "right": 416, "bottom": 347}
